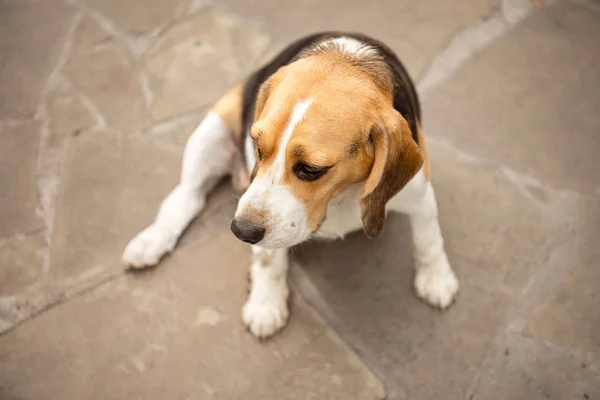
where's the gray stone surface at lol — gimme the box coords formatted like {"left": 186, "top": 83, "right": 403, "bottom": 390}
{"left": 219, "top": 0, "right": 497, "bottom": 77}
{"left": 0, "top": 121, "right": 45, "bottom": 237}
{"left": 0, "top": 234, "right": 45, "bottom": 297}
{"left": 0, "top": 0, "right": 75, "bottom": 119}
{"left": 46, "top": 82, "right": 96, "bottom": 141}
{"left": 63, "top": 17, "right": 148, "bottom": 132}
{"left": 290, "top": 2, "right": 600, "bottom": 398}
{"left": 521, "top": 194, "right": 600, "bottom": 352}
{"left": 145, "top": 109, "right": 207, "bottom": 148}
{"left": 472, "top": 334, "right": 600, "bottom": 400}
{"left": 48, "top": 133, "right": 182, "bottom": 297}
{"left": 422, "top": 0, "right": 600, "bottom": 192}
{"left": 1, "top": 0, "right": 599, "bottom": 399}
{"left": 0, "top": 233, "right": 47, "bottom": 331}
{"left": 0, "top": 225, "right": 385, "bottom": 400}
{"left": 146, "top": 7, "right": 271, "bottom": 121}
{"left": 294, "top": 140, "right": 572, "bottom": 400}
{"left": 377, "top": 0, "right": 498, "bottom": 77}
{"left": 84, "top": 0, "right": 191, "bottom": 35}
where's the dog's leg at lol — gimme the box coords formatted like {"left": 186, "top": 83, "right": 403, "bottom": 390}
{"left": 389, "top": 169, "right": 459, "bottom": 308}
{"left": 122, "top": 113, "right": 232, "bottom": 268}
{"left": 123, "top": 84, "right": 244, "bottom": 268}
{"left": 243, "top": 246, "right": 290, "bottom": 338}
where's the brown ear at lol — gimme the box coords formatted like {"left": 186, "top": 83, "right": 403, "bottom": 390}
{"left": 253, "top": 77, "right": 272, "bottom": 123}
{"left": 360, "top": 109, "right": 423, "bottom": 238}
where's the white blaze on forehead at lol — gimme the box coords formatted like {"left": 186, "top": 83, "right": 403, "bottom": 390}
{"left": 317, "top": 37, "right": 377, "bottom": 58}
{"left": 270, "top": 98, "right": 314, "bottom": 181}
{"left": 236, "top": 98, "right": 314, "bottom": 247}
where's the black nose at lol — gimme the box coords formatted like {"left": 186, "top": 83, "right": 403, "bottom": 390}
{"left": 230, "top": 219, "right": 266, "bottom": 244}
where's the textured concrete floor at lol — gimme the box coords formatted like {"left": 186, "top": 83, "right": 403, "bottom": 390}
{"left": 1, "top": 0, "right": 599, "bottom": 399}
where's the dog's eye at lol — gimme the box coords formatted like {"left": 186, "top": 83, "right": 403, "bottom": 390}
{"left": 293, "top": 162, "right": 328, "bottom": 181}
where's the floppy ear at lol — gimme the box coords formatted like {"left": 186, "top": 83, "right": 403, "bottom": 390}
{"left": 253, "top": 77, "right": 272, "bottom": 122}
{"left": 360, "top": 108, "right": 423, "bottom": 238}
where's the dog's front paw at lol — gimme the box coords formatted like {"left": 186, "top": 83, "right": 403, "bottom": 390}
{"left": 242, "top": 289, "right": 289, "bottom": 339}
{"left": 122, "top": 224, "right": 176, "bottom": 269}
{"left": 414, "top": 260, "right": 459, "bottom": 309}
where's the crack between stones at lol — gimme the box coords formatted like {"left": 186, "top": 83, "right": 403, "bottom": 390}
{"left": 465, "top": 197, "right": 580, "bottom": 399}
{"left": 417, "top": 0, "right": 562, "bottom": 96}
{"left": 1, "top": 193, "right": 233, "bottom": 337}
{"left": 289, "top": 262, "right": 390, "bottom": 399}
{"left": 33, "top": 11, "right": 83, "bottom": 256}
{"left": 10, "top": 9, "right": 123, "bottom": 336}
{"left": 74, "top": 80, "right": 110, "bottom": 132}
{"left": 512, "top": 330, "right": 600, "bottom": 357}
{"left": 0, "top": 271, "right": 125, "bottom": 338}
{"left": 427, "top": 136, "right": 583, "bottom": 207}
{"left": 67, "top": 1, "right": 159, "bottom": 127}
{"left": 0, "top": 228, "right": 46, "bottom": 246}
{"left": 289, "top": 137, "right": 583, "bottom": 397}
{"left": 139, "top": 106, "right": 209, "bottom": 138}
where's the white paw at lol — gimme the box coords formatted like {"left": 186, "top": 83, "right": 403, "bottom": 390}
{"left": 122, "top": 224, "right": 176, "bottom": 269}
{"left": 414, "top": 262, "right": 459, "bottom": 309}
{"left": 242, "top": 289, "right": 289, "bottom": 339}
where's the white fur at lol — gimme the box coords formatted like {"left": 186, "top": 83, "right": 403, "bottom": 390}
{"left": 122, "top": 112, "right": 232, "bottom": 268}
{"left": 312, "top": 183, "right": 364, "bottom": 240}
{"left": 244, "top": 129, "right": 255, "bottom": 173}
{"left": 389, "top": 170, "right": 459, "bottom": 307}
{"left": 235, "top": 99, "right": 314, "bottom": 248}
{"left": 272, "top": 99, "right": 313, "bottom": 180}
{"left": 317, "top": 37, "right": 377, "bottom": 58}
{"left": 242, "top": 246, "right": 289, "bottom": 338}
{"left": 316, "top": 169, "right": 459, "bottom": 308}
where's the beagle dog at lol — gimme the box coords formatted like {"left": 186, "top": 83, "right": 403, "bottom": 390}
{"left": 123, "top": 32, "right": 459, "bottom": 338}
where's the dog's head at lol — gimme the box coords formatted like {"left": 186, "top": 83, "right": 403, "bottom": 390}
{"left": 231, "top": 53, "right": 423, "bottom": 248}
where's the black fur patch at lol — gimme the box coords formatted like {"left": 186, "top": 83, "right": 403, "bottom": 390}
{"left": 347, "top": 139, "right": 361, "bottom": 157}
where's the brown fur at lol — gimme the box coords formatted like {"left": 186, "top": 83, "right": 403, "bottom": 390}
{"left": 360, "top": 110, "right": 423, "bottom": 238}
{"left": 211, "top": 42, "right": 424, "bottom": 236}
{"left": 298, "top": 41, "right": 393, "bottom": 94}
{"left": 212, "top": 81, "right": 250, "bottom": 192}
{"left": 250, "top": 50, "right": 423, "bottom": 235}
{"left": 212, "top": 81, "right": 244, "bottom": 139}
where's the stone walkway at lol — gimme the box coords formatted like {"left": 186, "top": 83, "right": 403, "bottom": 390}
{"left": 1, "top": 0, "right": 599, "bottom": 399}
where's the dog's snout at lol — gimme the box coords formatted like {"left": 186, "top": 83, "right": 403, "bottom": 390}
{"left": 230, "top": 219, "right": 266, "bottom": 244}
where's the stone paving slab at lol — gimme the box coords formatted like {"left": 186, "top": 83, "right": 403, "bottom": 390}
{"left": 145, "top": 6, "right": 271, "bottom": 122}
{"left": 0, "top": 223, "right": 385, "bottom": 400}
{"left": 0, "top": 0, "right": 76, "bottom": 119}
{"left": 83, "top": 0, "right": 190, "bottom": 36}
{"left": 63, "top": 16, "right": 149, "bottom": 132}
{"left": 0, "top": 233, "right": 47, "bottom": 332}
{"left": 1, "top": 0, "right": 599, "bottom": 399}
{"left": 47, "top": 133, "right": 182, "bottom": 298}
{"left": 219, "top": 0, "right": 497, "bottom": 77}
{"left": 472, "top": 334, "right": 600, "bottom": 400}
{"left": 293, "top": 2, "right": 600, "bottom": 398}
{"left": 0, "top": 121, "right": 45, "bottom": 237}
{"left": 422, "top": 0, "right": 600, "bottom": 193}
{"left": 521, "top": 194, "right": 600, "bottom": 352}
{"left": 294, "top": 139, "right": 573, "bottom": 400}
